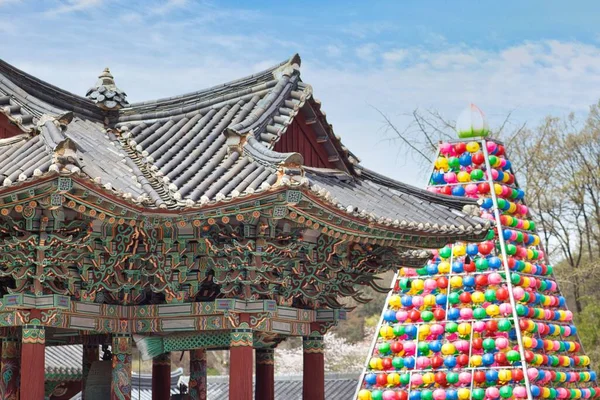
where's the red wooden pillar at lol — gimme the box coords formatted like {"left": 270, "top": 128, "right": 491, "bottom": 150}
{"left": 255, "top": 348, "right": 275, "bottom": 400}
{"left": 111, "top": 334, "right": 132, "bottom": 400}
{"left": 229, "top": 324, "right": 253, "bottom": 400}
{"left": 303, "top": 334, "right": 325, "bottom": 400}
{"left": 188, "top": 349, "right": 207, "bottom": 400}
{"left": 152, "top": 352, "right": 171, "bottom": 400}
{"left": 82, "top": 342, "right": 100, "bottom": 399}
{"left": 20, "top": 322, "right": 46, "bottom": 400}
{"left": 0, "top": 337, "right": 20, "bottom": 400}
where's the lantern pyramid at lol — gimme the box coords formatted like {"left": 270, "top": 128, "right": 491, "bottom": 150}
{"left": 355, "top": 106, "right": 599, "bottom": 400}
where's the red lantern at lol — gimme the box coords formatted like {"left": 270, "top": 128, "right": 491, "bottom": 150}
{"left": 495, "top": 352, "right": 508, "bottom": 365}
{"left": 457, "top": 354, "right": 469, "bottom": 366}
{"left": 472, "top": 152, "right": 485, "bottom": 165}
{"left": 437, "top": 277, "right": 448, "bottom": 289}
{"left": 377, "top": 373, "right": 388, "bottom": 386}
{"left": 524, "top": 350, "right": 534, "bottom": 362}
{"left": 433, "top": 309, "right": 446, "bottom": 321}
{"left": 435, "top": 371, "right": 447, "bottom": 385}
{"left": 454, "top": 143, "right": 467, "bottom": 155}
{"left": 512, "top": 368, "right": 524, "bottom": 382}
{"left": 409, "top": 310, "right": 421, "bottom": 322}
{"left": 472, "top": 338, "right": 483, "bottom": 350}
{"left": 478, "top": 242, "right": 494, "bottom": 255}
{"left": 486, "top": 320, "right": 498, "bottom": 332}
{"left": 496, "top": 145, "right": 505, "bottom": 156}
{"left": 382, "top": 357, "right": 393, "bottom": 370}
{"left": 464, "top": 260, "right": 476, "bottom": 273}
{"left": 391, "top": 341, "right": 403, "bottom": 354}
{"left": 398, "top": 391, "right": 408, "bottom": 400}
{"left": 496, "top": 288, "right": 509, "bottom": 301}
{"left": 459, "top": 292, "right": 472, "bottom": 304}
{"left": 441, "top": 186, "right": 452, "bottom": 196}
{"left": 507, "top": 256, "right": 516, "bottom": 269}
{"left": 431, "top": 355, "right": 444, "bottom": 369}
{"left": 519, "top": 319, "right": 529, "bottom": 331}
{"left": 474, "top": 370, "right": 487, "bottom": 384}
{"left": 477, "top": 182, "right": 490, "bottom": 194}
{"left": 475, "top": 274, "right": 488, "bottom": 287}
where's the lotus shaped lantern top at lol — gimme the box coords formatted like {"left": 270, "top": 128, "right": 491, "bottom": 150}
{"left": 456, "top": 104, "right": 490, "bottom": 138}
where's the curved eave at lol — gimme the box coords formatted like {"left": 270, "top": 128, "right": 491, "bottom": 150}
{"left": 295, "top": 188, "right": 490, "bottom": 248}
{"left": 0, "top": 58, "right": 103, "bottom": 121}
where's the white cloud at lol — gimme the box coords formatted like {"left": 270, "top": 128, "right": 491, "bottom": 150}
{"left": 325, "top": 45, "right": 343, "bottom": 58}
{"left": 382, "top": 49, "right": 408, "bottom": 63}
{"left": 150, "top": 0, "right": 188, "bottom": 14}
{"left": 355, "top": 43, "right": 378, "bottom": 61}
{"left": 45, "top": 0, "right": 103, "bottom": 16}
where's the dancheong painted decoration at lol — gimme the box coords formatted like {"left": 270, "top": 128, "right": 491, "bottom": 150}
{"left": 0, "top": 55, "right": 490, "bottom": 399}
{"left": 356, "top": 106, "right": 599, "bottom": 400}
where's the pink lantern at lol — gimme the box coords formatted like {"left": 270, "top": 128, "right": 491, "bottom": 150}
{"left": 486, "top": 387, "right": 500, "bottom": 399}
{"left": 458, "top": 372, "right": 472, "bottom": 384}
{"left": 396, "top": 311, "right": 408, "bottom": 322}
{"left": 496, "top": 337, "right": 509, "bottom": 349}
{"left": 473, "top": 321, "right": 486, "bottom": 332}
{"left": 425, "top": 279, "right": 437, "bottom": 291}
{"left": 488, "top": 273, "right": 502, "bottom": 285}
{"left": 433, "top": 389, "right": 446, "bottom": 400}
{"left": 465, "top": 183, "right": 478, "bottom": 195}
{"left": 513, "top": 287, "right": 525, "bottom": 300}
{"left": 411, "top": 373, "right": 423, "bottom": 386}
{"left": 383, "top": 390, "right": 399, "bottom": 400}
{"left": 486, "top": 141, "right": 497, "bottom": 154}
{"left": 459, "top": 308, "right": 473, "bottom": 319}
{"left": 440, "top": 143, "right": 453, "bottom": 155}
{"left": 455, "top": 340, "right": 470, "bottom": 353}
{"left": 416, "top": 356, "right": 431, "bottom": 369}
{"left": 404, "top": 341, "right": 416, "bottom": 355}
{"left": 444, "top": 172, "right": 457, "bottom": 183}
{"left": 499, "top": 303, "right": 512, "bottom": 315}
{"left": 431, "top": 324, "right": 444, "bottom": 336}
{"left": 527, "top": 367, "right": 539, "bottom": 380}
{"left": 513, "top": 386, "right": 527, "bottom": 398}
{"left": 412, "top": 296, "right": 424, "bottom": 308}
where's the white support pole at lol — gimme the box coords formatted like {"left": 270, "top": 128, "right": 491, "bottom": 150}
{"left": 482, "top": 138, "right": 533, "bottom": 400}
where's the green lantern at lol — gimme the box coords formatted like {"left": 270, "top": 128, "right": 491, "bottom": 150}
{"left": 371, "top": 390, "right": 383, "bottom": 400}
{"left": 499, "top": 386, "right": 513, "bottom": 399}
{"left": 378, "top": 342, "right": 391, "bottom": 355}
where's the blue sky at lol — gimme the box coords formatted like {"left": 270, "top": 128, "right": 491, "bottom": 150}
{"left": 2, "top": 0, "right": 600, "bottom": 185}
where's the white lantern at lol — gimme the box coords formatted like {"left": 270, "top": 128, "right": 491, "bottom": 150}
{"left": 456, "top": 104, "right": 489, "bottom": 138}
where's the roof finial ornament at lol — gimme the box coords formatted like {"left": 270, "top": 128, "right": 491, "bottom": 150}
{"left": 86, "top": 67, "right": 129, "bottom": 111}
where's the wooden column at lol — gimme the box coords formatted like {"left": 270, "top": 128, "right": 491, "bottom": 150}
{"left": 229, "top": 323, "right": 253, "bottom": 400}
{"left": 82, "top": 343, "right": 99, "bottom": 399}
{"left": 0, "top": 337, "right": 20, "bottom": 400}
{"left": 255, "top": 348, "right": 275, "bottom": 400}
{"left": 188, "top": 349, "right": 207, "bottom": 400}
{"left": 303, "top": 333, "right": 325, "bottom": 400}
{"left": 152, "top": 352, "right": 171, "bottom": 400}
{"left": 111, "top": 334, "right": 132, "bottom": 400}
{"left": 20, "top": 321, "right": 46, "bottom": 400}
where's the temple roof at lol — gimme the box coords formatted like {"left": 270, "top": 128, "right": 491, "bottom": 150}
{"left": 0, "top": 54, "right": 489, "bottom": 238}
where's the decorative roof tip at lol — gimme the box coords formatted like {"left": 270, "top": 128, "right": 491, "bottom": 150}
{"left": 86, "top": 67, "right": 129, "bottom": 111}
{"left": 272, "top": 53, "right": 302, "bottom": 80}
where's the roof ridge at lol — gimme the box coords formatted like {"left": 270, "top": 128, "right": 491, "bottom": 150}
{"left": 123, "top": 54, "right": 301, "bottom": 111}
{"left": 0, "top": 58, "right": 103, "bottom": 120}
{"left": 357, "top": 166, "right": 479, "bottom": 211}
